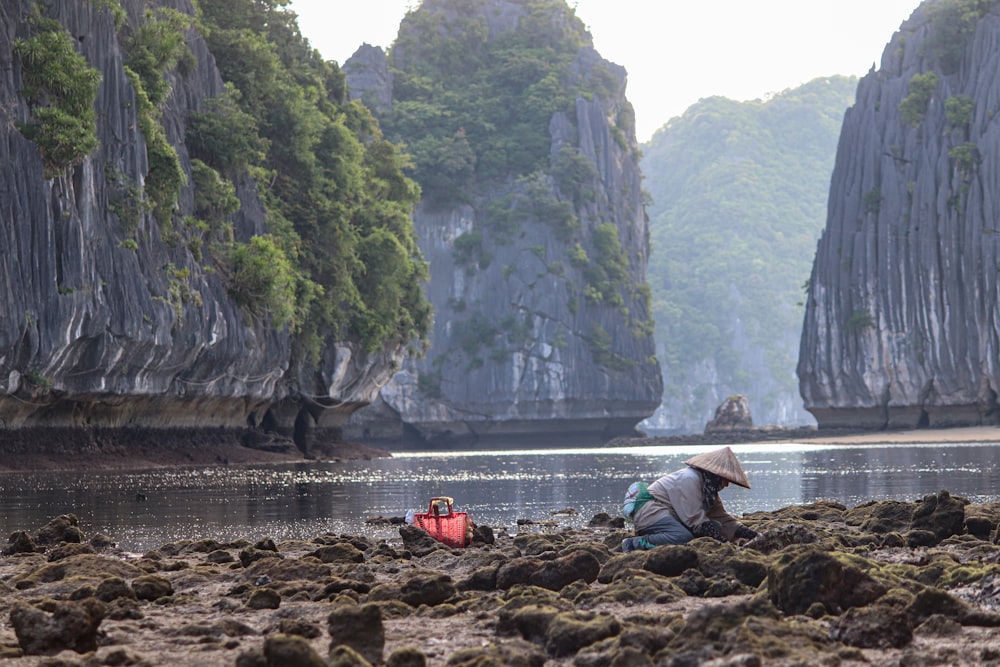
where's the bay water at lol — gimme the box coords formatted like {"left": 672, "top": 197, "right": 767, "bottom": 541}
{"left": 1, "top": 441, "right": 999, "bottom": 553}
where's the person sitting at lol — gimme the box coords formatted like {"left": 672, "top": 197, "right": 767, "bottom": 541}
{"left": 622, "top": 446, "right": 758, "bottom": 552}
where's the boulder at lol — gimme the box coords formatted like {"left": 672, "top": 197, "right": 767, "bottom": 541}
{"left": 704, "top": 395, "right": 753, "bottom": 433}
{"left": 910, "top": 490, "right": 968, "bottom": 542}
{"left": 831, "top": 604, "right": 913, "bottom": 648}
{"left": 328, "top": 603, "right": 384, "bottom": 665}
{"left": 10, "top": 598, "right": 106, "bottom": 655}
{"left": 767, "top": 549, "right": 886, "bottom": 615}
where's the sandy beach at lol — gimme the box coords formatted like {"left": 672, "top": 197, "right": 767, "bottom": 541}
{"left": 771, "top": 425, "right": 1000, "bottom": 445}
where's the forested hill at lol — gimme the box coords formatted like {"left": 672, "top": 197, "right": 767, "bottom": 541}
{"left": 640, "top": 76, "right": 857, "bottom": 434}
{"left": 0, "top": 0, "right": 428, "bottom": 451}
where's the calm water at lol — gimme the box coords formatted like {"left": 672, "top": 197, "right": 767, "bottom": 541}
{"left": 1, "top": 441, "right": 999, "bottom": 553}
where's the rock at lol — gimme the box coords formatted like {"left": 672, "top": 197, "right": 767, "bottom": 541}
{"left": 767, "top": 549, "right": 886, "bottom": 615}
{"left": 798, "top": 3, "right": 1000, "bottom": 428}
{"left": 400, "top": 571, "right": 456, "bottom": 607}
{"left": 207, "top": 549, "right": 235, "bottom": 564}
{"left": 328, "top": 603, "right": 384, "bottom": 665}
{"left": 10, "top": 598, "right": 106, "bottom": 655}
{"left": 89, "top": 533, "right": 115, "bottom": 549}
{"left": 329, "top": 645, "right": 375, "bottom": 666}
{"left": 704, "top": 395, "right": 753, "bottom": 433}
{"left": 47, "top": 542, "right": 96, "bottom": 561}
{"left": 544, "top": 610, "right": 621, "bottom": 658}
{"left": 386, "top": 646, "right": 428, "bottom": 667}
{"left": 36, "top": 514, "right": 82, "bottom": 545}
{"left": 309, "top": 543, "right": 366, "bottom": 563}
{"left": 740, "top": 524, "right": 820, "bottom": 554}
{"left": 473, "top": 523, "right": 496, "bottom": 544}
{"left": 831, "top": 604, "right": 913, "bottom": 648}
{"left": 588, "top": 512, "right": 625, "bottom": 529}
{"left": 242, "top": 557, "right": 329, "bottom": 583}
{"left": 4, "top": 531, "right": 39, "bottom": 555}
{"left": 910, "top": 490, "right": 968, "bottom": 541}
{"left": 444, "top": 639, "right": 545, "bottom": 667}
{"left": 262, "top": 634, "right": 328, "bottom": 667}
{"left": 915, "top": 613, "right": 963, "bottom": 637}
{"left": 277, "top": 618, "right": 322, "bottom": 639}
{"left": 399, "top": 524, "right": 446, "bottom": 557}
{"left": 341, "top": 0, "right": 661, "bottom": 448}
{"left": 642, "top": 544, "right": 698, "bottom": 577}
{"left": 247, "top": 587, "right": 281, "bottom": 609}
{"left": 132, "top": 575, "right": 173, "bottom": 601}
{"left": 240, "top": 547, "right": 284, "bottom": 568}
{"left": 95, "top": 577, "right": 136, "bottom": 602}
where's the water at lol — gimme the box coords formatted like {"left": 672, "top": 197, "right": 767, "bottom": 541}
{"left": 1, "top": 441, "right": 999, "bottom": 553}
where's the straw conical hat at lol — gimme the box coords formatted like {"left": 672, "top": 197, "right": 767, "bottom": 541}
{"left": 686, "top": 447, "right": 751, "bottom": 488}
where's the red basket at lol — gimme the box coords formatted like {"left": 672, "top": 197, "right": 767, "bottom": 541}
{"left": 412, "top": 497, "right": 471, "bottom": 548}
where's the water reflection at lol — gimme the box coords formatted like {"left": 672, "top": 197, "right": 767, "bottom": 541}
{"left": 0, "top": 442, "right": 998, "bottom": 553}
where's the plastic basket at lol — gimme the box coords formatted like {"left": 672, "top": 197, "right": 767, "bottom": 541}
{"left": 412, "top": 496, "right": 471, "bottom": 548}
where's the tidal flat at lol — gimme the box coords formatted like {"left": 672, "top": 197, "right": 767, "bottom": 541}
{"left": 1, "top": 490, "right": 1000, "bottom": 666}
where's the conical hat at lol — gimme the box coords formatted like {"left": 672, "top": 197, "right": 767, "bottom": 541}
{"left": 686, "top": 446, "right": 751, "bottom": 488}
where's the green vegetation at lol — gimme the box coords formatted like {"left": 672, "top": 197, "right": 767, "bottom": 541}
{"left": 642, "top": 76, "right": 857, "bottom": 429}
{"left": 224, "top": 235, "right": 296, "bottom": 327}
{"left": 863, "top": 188, "right": 883, "bottom": 214}
{"left": 945, "top": 95, "right": 974, "bottom": 129}
{"left": 899, "top": 72, "right": 939, "bottom": 127}
{"left": 845, "top": 309, "right": 875, "bottom": 333}
{"left": 948, "top": 141, "right": 980, "bottom": 176}
{"left": 378, "top": 0, "right": 605, "bottom": 207}
{"left": 13, "top": 14, "right": 101, "bottom": 177}
{"left": 925, "top": 0, "right": 1000, "bottom": 73}
{"left": 197, "top": 0, "right": 431, "bottom": 353}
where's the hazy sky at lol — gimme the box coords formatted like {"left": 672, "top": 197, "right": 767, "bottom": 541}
{"left": 288, "top": 0, "right": 923, "bottom": 142}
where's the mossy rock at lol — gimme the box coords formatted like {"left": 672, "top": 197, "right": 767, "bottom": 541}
{"left": 767, "top": 548, "right": 887, "bottom": 615}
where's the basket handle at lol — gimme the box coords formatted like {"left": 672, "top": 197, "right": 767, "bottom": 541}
{"left": 428, "top": 496, "right": 454, "bottom": 515}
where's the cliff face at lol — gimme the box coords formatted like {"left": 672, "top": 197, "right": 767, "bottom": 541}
{"left": 344, "top": 0, "right": 662, "bottom": 446}
{"left": 799, "top": 2, "right": 1000, "bottom": 429}
{"left": 0, "top": 0, "right": 401, "bottom": 447}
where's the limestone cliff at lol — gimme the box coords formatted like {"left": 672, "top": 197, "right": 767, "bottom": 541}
{"left": 799, "top": 1, "right": 1000, "bottom": 428}
{"left": 0, "top": 0, "right": 412, "bottom": 450}
{"left": 344, "top": 0, "right": 662, "bottom": 446}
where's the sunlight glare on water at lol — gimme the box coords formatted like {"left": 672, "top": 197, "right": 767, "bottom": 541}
{"left": 1, "top": 441, "right": 999, "bottom": 552}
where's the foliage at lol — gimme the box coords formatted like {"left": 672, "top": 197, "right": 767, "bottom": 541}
{"left": 13, "top": 15, "right": 101, "bottom": 177}
{"left": 198, "top": 0, "right": 431, "bottom": 353}
{"left": 945, "top": 95, "right": 974, "bottom": 129}
{"left": 642, "top": 76, "right": 857, "bottom": 429}
{"left": 378, "top": 0, "right": 603, "bottom": 204}
{"left": 899, "top": 71, "right": 939, "bottom": 127}
{"left": 224, "top": 235, "right": 296, "bottom": 327}
{"left": 124, "top": 7, "right": 193, "bottom": 107}
{"left": 187, "top": 86, "right": 268, "bottom": 171}
{"left": 584, "top": 223, "right": 628, "bottom": 306}
{"left": 845, "top": 309, "right": 875, "bottom": 333}
{"left": 925, "top": 0, "right": 999, "bottom": 73}
{"left": 948, "top": 141, "right": 980, "bottom": 176}
{"left": 863, "top": 188, "right": 882, "bottom": 214}
{"left": 125, "top": 66, "right": 185, "bottom": 226}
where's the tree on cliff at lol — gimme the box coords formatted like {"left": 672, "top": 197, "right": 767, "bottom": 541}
{"left": 195, "top": 0, "right": 431, "bottom": 361}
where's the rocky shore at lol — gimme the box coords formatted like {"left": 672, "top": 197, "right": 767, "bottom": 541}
{"left": 2, "top": 492, "right": 1000, "bottom": 666}
{"left": 0, "top": 428, "right": 391, "bottom": 473}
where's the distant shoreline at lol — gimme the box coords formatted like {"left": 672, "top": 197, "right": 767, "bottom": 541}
{"left": 613, "top": 424, "right": 1000, "bottom": 448}
{"left": 3, "top": 424, "right": 1000, "bottom": 474}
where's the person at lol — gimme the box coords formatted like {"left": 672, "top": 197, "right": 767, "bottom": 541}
{"left": 621, "top": 446, "right": 758, "bottom": 552}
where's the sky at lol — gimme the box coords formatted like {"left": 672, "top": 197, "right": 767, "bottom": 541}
{"left": 287, "top": 0, "right": 923, "bottom": 143}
